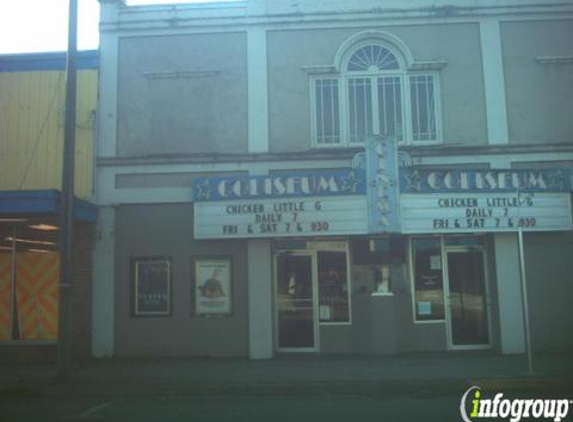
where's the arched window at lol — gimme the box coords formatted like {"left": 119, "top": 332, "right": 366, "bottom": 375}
{"left": 312, "top": 38, "right": 440, "bottom": 146}
{"left": 346, "top": 45, "right": 400, "bottom": 71}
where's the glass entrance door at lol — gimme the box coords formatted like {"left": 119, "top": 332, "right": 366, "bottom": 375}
{"left": 275, "top": 253, "right": 317, "bottom": 351}
{"left": 445, "top": 249, "right": 490, "bottom": 348}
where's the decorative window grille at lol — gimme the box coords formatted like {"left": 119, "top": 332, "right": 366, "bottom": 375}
{"left": 348, "top": 78, "right": 373, "bottom": 144}
{"left": 312, "top": 43, "right": 440, "bottom": 146}
{"left": 347, "top": 45, "right": 400, "bottom": 71}
{"left": 314, "top": 79, "right": 341, "bottom": 145}
{"left": 410, "top": 74, "right": 437, "bottom": 141}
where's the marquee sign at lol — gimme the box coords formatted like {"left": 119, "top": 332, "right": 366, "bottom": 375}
{"left": 194, "top": 196, "right": 368, "bottom": 239}
{"left": 400, "top": 169, "right": 573, "bottom": 233}
{"left": 192, "top": 169, "right": 368, "bottom": 239}
{"left": 191, "top": 142, "right": 573, "bottom": 239}
{"left": 193, "top": 169, "right": 366, "bottom": 202}
{"left": 366, "top": 138, "right": 400, "bottom": 233}
{"left": 399, "top": 168, "right": 571, "bottom": 193}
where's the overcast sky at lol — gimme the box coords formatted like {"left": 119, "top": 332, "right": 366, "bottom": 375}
{"left": 0, "top": 0, "right": 232, "bottom": 54}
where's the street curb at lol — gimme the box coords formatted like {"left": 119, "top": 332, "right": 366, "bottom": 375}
{"left": 5, "top": 377, "right": 567, "bottom": 398}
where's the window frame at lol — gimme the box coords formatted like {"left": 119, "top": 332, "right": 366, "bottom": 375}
{"left": 317, "top": 248, "right": 352, "bottom": 325}
{"left": 408, "top": 236, "right": 446, "bottom": 324}
{"left": 309, "top": 75, "right": 343, "bottom": 147}
{"left": 408, "top": 72, "right": 442, "bottom": 145}
{"left": 307, "top": 240, "right": 353, "bottom": 326}
{"left": 311, "top": 42, "right": 443, "bottom": 148}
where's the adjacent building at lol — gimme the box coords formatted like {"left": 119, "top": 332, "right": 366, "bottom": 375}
{"left": 0, "top": 51, "right": 98, "bottom": 360}
{"left": 93, "top": 0, "right": 573, "bottom": 359}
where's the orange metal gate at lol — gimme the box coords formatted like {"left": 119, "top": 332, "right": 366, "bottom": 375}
{"left": 15, "top": 252, "right": 59, "bottom": 340}
{"left": 0, "top": 253, "right": 12, "bottom": 340}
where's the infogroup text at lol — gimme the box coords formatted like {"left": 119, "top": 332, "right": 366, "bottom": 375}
{"left": 460, "top": 387, "right": 571, "bottom": 422}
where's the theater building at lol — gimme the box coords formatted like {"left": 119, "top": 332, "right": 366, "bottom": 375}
{"left": 93, "top": 0, "right": 573, "bottom": 358}
{"left": 0, "top": 51, "right": 98, "bottom": 360}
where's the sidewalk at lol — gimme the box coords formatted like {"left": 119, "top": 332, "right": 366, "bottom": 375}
{"left": 1, "top": 352, "right": 572, "bottom": 397}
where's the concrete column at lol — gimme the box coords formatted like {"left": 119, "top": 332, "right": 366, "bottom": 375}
{"left": 91, "top": 206, "right": 115, "bottom": 357}
{"left": 480, "top": 20, "right": 509, "bottom": 145}
{"left": 494, "top": 233, "right": 526, "bottom": 354}
{"left": 247, "top": 27, "right": 269, "bottom": 153}
{"left": 248, "top": 240, "right": 273, "bottom": 359}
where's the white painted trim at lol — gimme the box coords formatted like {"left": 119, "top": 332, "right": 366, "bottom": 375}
{"left": 480, "top": 19, "right": 509, "bottom": 145}
{"left": 97, "top": 32, "right": 119, "bottom": 158}
{"left": 247, "top": 27, "right": 269, "bottom": 153}
{"left": 100, "top": 5, "right": 573, "bottom": 34}
{"left": 92, "top": 150, "right": 573, "bottom": 206}
{"left": 409, "top": 61, "right": 448, "bottom": 71}
{"left": 493, "top": 232, "right": 526, "bottom": 354}
{"left": 119, "top": 1, "right": 246, "bottom": 14}
{"left": 108, "top": 187, "right": 192, "bottom": 205}
{"left": 302, "top": 65, "right": 337, "bottom": 75}
{"left": 490, "top": 156, "right": 512, "bottom": 169}
{"left": 102, "top": 159, "right": 353, "bottom": 175}
{"left": 536, "top": 55, "right": 573, "bottom": 65}
{"left": 335, "top": 30, "right": 414, "bottom": 72}
{"left": 248, "top": 240, "right": 273, "bottom": 359}
{"left": 415, "top": 151, "right": 573, "bottom": 167}
{"left": 142, "top": 69, "right": 221, "bottom": 79}
{"left": 92, "top": 206, "right": 116, "bottom": 358}
{"left": 309, "top": 76, "right": 317, "bottom": 148}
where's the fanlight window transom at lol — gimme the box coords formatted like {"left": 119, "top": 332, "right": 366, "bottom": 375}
{"left": 346, "top": 45, "right": 400, "bottom": 72}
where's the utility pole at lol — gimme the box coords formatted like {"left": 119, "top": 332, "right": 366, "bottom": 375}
{"left": 58, "top": 0, "right": 78, "bottom": 380}
{"left": 516, "top": 189, "right": 533, "bottom": 376}
{"left": 518, "top": 227, "right": 534, "bottom": 376}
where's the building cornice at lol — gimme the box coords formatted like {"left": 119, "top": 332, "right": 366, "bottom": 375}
{"left": 99, "top": 3, "right": 573, "bottom": 33}
{"left": 536, "top": 55, "right": 573, "bottom": 64}
{"left": 97, "top": 143, "right": 573, "bottom": 168}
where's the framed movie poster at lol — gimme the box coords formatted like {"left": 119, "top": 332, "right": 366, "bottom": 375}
{"left": 194, "top": 258, "right": 232, "bottom": 316}
{"left": 133, "top": 257, "right": 171, "bottom": 316}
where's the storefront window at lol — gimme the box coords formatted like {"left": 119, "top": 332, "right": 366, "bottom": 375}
{"left": 317, "top": 251, "right": 350, "bottom": 323}
{"left": 351, "top": 237, "right": 405, "bottom": 295}
{"left": 411, "top": 237, "right": 445, "bottom": 321}
{"left": 0, "top": 222, "right": 60, "bottom": 341}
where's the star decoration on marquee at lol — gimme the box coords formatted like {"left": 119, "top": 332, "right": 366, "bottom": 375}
{"left": 194, "top": 179, "right": 214, "bottom": 201}
{"left": 339, "top": 171, "right": 363, "bottom": 193}
{"left": 404, "top": 169, "right": 423, "bottom": 192}
{"left": 545, "top": 170, "right": 568, "bottom": 191}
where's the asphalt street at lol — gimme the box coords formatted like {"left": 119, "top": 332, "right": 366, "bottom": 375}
{"left": 4, "top": 387, "right": 573, "bottom": 422}
{"left": 2, "top": 354, "right": 572, "bottom": 422}
{"left": 1, "top": 394, "right": 464, "bottom": 422}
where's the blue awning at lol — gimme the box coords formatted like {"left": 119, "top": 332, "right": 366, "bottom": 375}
{"left": 0, "top": 190, "right": 97, "bottom": 223}
{"left": 0, "top": 50, "right": 98, "bottom": 72}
